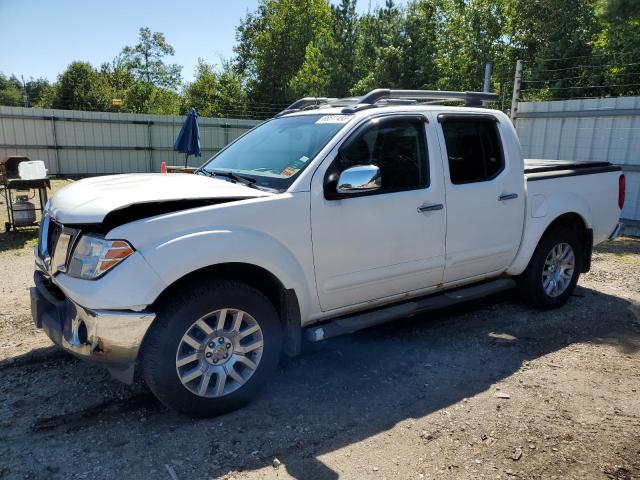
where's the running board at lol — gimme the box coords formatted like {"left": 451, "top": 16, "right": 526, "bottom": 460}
{"left": 304, "top": 278, "right": 516, "bottom": 342}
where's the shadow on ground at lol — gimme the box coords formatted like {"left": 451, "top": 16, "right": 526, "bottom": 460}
{"left": 0, "top": 228, "right": 38, "bottom": 253}
{"left": 1, "top": 281, "right": 638, "bottom": 479}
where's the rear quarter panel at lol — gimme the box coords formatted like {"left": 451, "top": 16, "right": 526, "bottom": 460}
{"left": 508, "top": 170, "right": 621, "bottom": 275}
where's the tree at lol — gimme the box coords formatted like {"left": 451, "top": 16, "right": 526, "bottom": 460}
{"left": 50, "top": 62, "right": 111, "bottom": 111}
{"left": 505, "top": 0, "right": 600, "bottom": 99}
{"left": 289, "top": 42, "right": 332, "bottom": 97}
{"left": 435, "top": 0, "right": 509, "bottom": 92}
{"left": 119, "top": 27, "right": 182, "bottom": 89}
{"left": 351, "top": 0, "right": 405, "bottom": 94}
{"left": 234, "top": 0, "right": 333, "bottom": 108}
{"left": 594, "top": 0, "right": 640, "bottom": 96}
{"left": 100, "top": 59, "right": 136, "bottom": 102}
{"left": 325, "top": 0, "right": 359, "bottom": 96}
{"left": 24, "top": 77, "right": 53, "bottom": 106}
{"left": 400, "top": 0, "right": 442, "bottom": 89}
{"left": 0, "top": 73, "right": 23, "bottom": 106}
{"left": 183, "top": 60, "right": 248, "bottom": 117}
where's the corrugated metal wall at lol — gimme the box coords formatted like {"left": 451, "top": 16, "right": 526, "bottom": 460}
{"left": 0, "top": 106, "right": 261, "bottom": 176}
{"left": 515, "top": 96, "right": 640, "bottom": 235}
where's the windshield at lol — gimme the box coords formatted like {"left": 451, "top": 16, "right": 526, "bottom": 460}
{"left": 199, "top": 114, "right": 352, "bottom": 191}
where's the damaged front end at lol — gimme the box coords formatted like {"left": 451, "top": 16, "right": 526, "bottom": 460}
{"left": 31, "top": 269, "right": 155, "bottom": 383}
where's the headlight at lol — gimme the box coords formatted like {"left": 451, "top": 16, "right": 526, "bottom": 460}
{"left": 67, "top": 235, "right": 134, "bottom": 280}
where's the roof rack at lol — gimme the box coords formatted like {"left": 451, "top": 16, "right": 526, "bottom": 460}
{"left": 276, "top": 88, "right": 498, "bottom": 117}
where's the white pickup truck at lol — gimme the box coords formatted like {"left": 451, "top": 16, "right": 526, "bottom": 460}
{"left": 30, "top": 89, "right": 625, "bottom": 417}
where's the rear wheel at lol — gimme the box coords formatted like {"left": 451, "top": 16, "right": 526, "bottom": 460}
{"left": 517, "top": 227, "right": 582, "bottom": 309}
{"left": 141, "top": 279, "right": 282, "bottom": 417}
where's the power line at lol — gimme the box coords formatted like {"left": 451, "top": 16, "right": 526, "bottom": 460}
{"left": 521, "top": 82, "right": 640, "bottom": 91}
{"left": 531, "top": 62, "right": 640, "bottom": 74}
{"left": 532, "top": 51, "right": 639, "bottom": 62}
{"left": 522, "top": 71, "right": 640, "bottom": 84}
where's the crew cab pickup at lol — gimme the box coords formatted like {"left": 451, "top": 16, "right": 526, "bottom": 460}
{"left": 30, "top": 89, "right": 625, "bottom": 416}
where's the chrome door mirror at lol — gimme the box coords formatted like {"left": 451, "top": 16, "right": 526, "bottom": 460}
{"left": 336, "top": 165, "right": 381, "bottom": 194}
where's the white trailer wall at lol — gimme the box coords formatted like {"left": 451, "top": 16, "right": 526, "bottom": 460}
{"left": 0, "top": 106, "right": 260, "bottom": 176}
{"left": 515, "top": 96, "right": 640, "bottom": 236}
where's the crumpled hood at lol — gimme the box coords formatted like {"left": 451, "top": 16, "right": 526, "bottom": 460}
{"left": 48, "top": 173, "right": 272, "bottom": 224}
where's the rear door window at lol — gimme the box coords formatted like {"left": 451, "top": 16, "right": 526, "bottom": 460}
{"left": 441, "top": 119, "right": 503, "bottom": 184}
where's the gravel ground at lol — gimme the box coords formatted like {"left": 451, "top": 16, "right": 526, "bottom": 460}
{"left": 0, "top": 203, "right": 638, "bottom": 479}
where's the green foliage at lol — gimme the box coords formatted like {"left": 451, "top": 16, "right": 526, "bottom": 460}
{"left": 325, "top": 0, "right": 360, "bottom": 96}
{"left": 50, "top": 62, "right": 112, "bottom": 111}
{"left": 119, "top": 27, "right": 182, "bottom": 89}
{"left": 401, "top": 0, "right": 441, "bottom": 89}
{"left": 0, "top": 73, "right": 22, "bottom": 106}
{"left": 593, "top": 0, "right": 640, "bottom": 96}
{"left": 351, "top": 1, "right": 406, "bottom": 94}
{"left": 24, "top": 78, "right": 53, "bottom": 106}
{"left": 4, "top": 2, "right": 640, "bottom": 116}
{"left": 183, "top": 60, "right": 248, "bottom": 117}
{"left": 436, "top": 0, "right": 509, "bottom": 91}
{"left": 235, "top": 0, "right": 333, "bottom": 108}
{"left": 122, "top": 82, "right": 181, "bottom": 114}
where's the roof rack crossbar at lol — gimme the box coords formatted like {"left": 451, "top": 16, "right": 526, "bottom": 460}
{"left": 359, "top": 89, "right": 498, "bottom": 107}
{"left": 276, "top": 88, "right": 499, "bottom": 117}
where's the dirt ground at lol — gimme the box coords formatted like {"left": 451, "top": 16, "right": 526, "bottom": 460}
{"left": 0, "top": 185, "right": 638, "bottom": 479}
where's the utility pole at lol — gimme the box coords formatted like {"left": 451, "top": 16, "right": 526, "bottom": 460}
{"left": 482, "top": 63, "right": 492, "bottom": 106}
{"left": 510, "top": 60, "right": 523, "bottom": 122}
{"left": 21, "top": 75, "right": 29, "bottom": 108}
{"left": 483, "top": 63, "right": 492, "bottom": 93}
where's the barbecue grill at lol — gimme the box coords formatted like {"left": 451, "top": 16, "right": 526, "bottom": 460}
{"left": 0, "top": 156, "right": 50, "bottom": 232}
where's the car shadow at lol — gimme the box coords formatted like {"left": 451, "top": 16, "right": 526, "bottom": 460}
{"left": 3, "top": 285, "right": 639, "bottom": 479}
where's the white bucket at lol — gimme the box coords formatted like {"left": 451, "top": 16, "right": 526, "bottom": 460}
{"left": 18, "top": 160, "right": 47, "bottom": 180}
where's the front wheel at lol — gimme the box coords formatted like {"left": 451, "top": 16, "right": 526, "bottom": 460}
{"left": 141, "top": 279, "right": 282, "bottom": 417}
{"left": 516, "top": 227, "right": 582, "bottom": 309}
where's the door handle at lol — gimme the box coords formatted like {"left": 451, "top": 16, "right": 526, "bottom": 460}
{"left": 417, "top": 203, "right": 444, "bottom": 213}
{"left": 498, "top": 193, "right": 518, "bottom": 201}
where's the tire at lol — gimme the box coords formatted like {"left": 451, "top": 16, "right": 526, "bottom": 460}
{"left": 516, "top": 226, "right": 582, "bottom": 310}
{"left": 141, "top": 279, "right": 282, "bottom": 417}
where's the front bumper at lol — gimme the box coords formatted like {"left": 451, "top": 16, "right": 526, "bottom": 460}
{"left": 31, "top": 271, "right": 155, "bottom": 383}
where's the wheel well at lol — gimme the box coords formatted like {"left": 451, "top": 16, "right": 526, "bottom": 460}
{"left": 151, "top": 263, "right": 302, "bottom": 356}
{"left": 541, "top": 213, "right": 593, "bottom": 272}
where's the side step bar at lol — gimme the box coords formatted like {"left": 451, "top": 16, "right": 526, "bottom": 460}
{"left": 304, "top": 278, "right": 516, "bottom": 342}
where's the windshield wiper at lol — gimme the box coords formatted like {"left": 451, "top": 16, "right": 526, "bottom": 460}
{"left": 211, "top": 170, "right": 257, "bottom": 184}
{"left": 196, "top": 168, "right": 215, "bottom": 178}
{"left": 199, "top": 168, "right": 278, "bottom": 192}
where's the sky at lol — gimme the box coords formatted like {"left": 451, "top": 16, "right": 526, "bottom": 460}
{"left": 0, "top": 0, "right": 404, "bottom": 84}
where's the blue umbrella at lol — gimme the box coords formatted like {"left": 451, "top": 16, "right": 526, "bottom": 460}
{"left": 173, "top": 107, "right": 201, "bottom": 167}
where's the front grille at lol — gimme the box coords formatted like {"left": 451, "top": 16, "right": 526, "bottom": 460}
{"left": 47, "top": 220, "right": 63, "bottom": 257}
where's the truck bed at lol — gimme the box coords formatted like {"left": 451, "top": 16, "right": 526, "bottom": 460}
{"left": 524, "top": 159, "right": 621, "bottom": 181}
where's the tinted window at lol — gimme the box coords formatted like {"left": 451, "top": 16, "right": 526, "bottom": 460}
{"left": 338, "top": 118, "right": 428, "bottom": 192}
{"left": 442, "top": 120, "right": 503, "bottom": 184}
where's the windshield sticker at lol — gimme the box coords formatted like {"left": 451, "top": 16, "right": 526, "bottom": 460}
{"left": 281, "top": 166, "right": 298, "bottom": 177}
{"left": 315, "top": 115, "right": 352, "bottom": 124}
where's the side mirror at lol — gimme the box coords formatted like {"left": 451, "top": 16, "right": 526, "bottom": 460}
{"left": 336, "top": 165, "right": 381, "bottom": 195}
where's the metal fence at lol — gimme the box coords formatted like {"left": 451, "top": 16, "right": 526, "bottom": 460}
{"left": 2, "top": 102, "right": 638, "bottom": 235}
{"left": 515, "top": 96, "right": 640, "bottom": 236}
{"left": 0, "top": 106, "right": 261, "bottom": 176}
